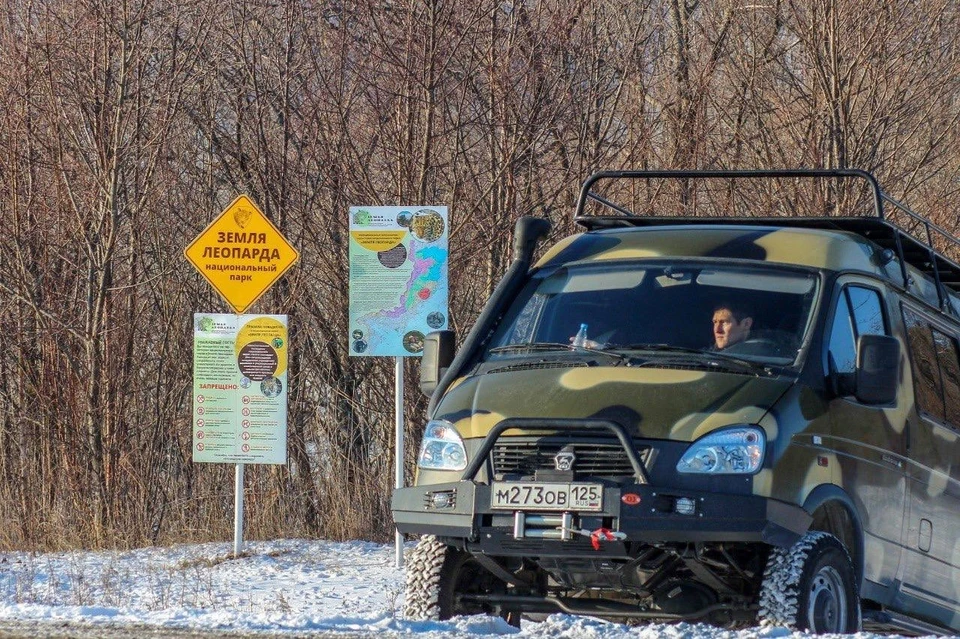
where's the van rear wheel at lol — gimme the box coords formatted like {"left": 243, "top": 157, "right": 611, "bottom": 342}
{"left": 758, "top": 531, "right": 861, "bottom": 633}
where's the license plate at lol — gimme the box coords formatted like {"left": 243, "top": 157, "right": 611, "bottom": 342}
{"left": 490, "top": 482, "right": 603, "bottom": 511}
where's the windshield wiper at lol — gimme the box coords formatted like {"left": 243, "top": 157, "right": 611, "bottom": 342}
{"left": 489, "top": 342, "right": 630, "bottom": 364}
{"left": 611, "top": 343, "right": 706, "bottom": 356}
{"left": 609, "top": 343, "right": 773, "bottom": 376}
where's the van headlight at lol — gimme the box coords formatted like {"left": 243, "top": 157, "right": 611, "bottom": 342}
{"left": 417, "top": 420, "right": 467, "bottom": 471}
{"left": 676, "top": 426, "right": 765, "bottom": 474}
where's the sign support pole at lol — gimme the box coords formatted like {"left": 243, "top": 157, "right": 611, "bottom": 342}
{"left": 185, "top": 195, "right": 297, "bottom": 563}
{"left": 395, "top": 357, "right": 404, "bottom": 568}
{"left": 234, "top": 463, "right": 244, "bottom": 557}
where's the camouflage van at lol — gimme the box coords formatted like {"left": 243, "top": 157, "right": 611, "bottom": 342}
{"left": 391, "top": 169, "right": 960, "bottom": 635}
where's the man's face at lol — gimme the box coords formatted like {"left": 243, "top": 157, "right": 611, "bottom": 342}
{"left": 712, "top": 308, "right": 752, "bottom": 350}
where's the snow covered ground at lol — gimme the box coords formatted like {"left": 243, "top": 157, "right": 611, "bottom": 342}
{"left": 0, "top": 539, "right": 949, "bottom": 638}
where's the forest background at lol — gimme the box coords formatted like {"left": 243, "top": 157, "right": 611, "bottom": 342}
{"left": 1, "top": 0, "right": 959, "bottom": 550}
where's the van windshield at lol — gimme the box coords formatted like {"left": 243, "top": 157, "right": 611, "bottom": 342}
{"left": 488, "top": 262, "right": 818, "bottom": 365}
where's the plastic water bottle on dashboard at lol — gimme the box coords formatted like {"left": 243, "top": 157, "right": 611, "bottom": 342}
{"left": 572, "top": 323, "right": 588, "bottom": 348}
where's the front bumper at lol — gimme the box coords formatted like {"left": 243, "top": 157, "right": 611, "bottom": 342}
{"left": 392, "top": 480, "right": 810, "bottom": 552}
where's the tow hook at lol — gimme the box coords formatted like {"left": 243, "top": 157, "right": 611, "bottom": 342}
{"left": 568, "top": 527, "right": 627, "bottom": 550}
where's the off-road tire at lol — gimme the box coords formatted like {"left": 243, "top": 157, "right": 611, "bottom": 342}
{"left": 403, "top": 534, "right": 520, "bottom": 626}
{"left": 758, "top": 531, "right": 861, "bottom": 633}
{"left": 403, "top": 534, "right": 447, "bottom": 620}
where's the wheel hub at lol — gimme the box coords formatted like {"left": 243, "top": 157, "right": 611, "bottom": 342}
{"left": 808, "top": 565, "right": 847, "bottom": 632}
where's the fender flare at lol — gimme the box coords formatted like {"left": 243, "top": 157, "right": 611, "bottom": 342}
{"left": 801, "top": 484, "right": 865, "bottom": 587}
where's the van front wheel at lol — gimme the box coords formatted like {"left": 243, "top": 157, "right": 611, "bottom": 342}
{"left": 758, "top": 531, "right": 861, "bottom": 633}
{"left": 404, "top": 535, "right": 519, "bottom": 626}
{"left": 403, "top": 534, "right": 447, "bottom": 621}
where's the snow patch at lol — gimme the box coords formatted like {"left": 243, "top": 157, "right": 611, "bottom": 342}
{"left": 0, "top": 540, "right": 947, "bottom": 638}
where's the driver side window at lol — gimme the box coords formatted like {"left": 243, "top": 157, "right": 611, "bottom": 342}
{"left": 828, "top": 285, "right": 888, "bottom": 376}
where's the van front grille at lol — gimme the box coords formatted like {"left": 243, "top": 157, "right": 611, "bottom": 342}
{"left": 491, "top": 435, "right": 649, "bottom": 480}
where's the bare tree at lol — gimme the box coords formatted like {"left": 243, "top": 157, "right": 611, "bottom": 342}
{"left": 0, "top": 0, "right": 959, "bottom": 550}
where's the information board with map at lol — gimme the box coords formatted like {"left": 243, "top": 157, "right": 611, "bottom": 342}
{"left": 348, "top": 206, "right": 449, "bottom": 357}
{"left": 192, "top": 314, "right": 288, "bottom": 464}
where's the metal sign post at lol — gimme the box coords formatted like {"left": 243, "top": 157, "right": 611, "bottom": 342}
{"left": 190, "top": 314, "right": 289, "bottom": 557}
{"left": 347, "top": 206, "right": 449, "bottom": 569}
{"left": 186, "top": 194, "right": 298, "bottom": 560}
{"left": 395, "top": 358, "right": 404, "bottom": 567}
{"left": 234, "top": 463, "right": 244, "bottom": 557}
{"left": 346, "top": 206, "right": 449, "bottom": 360}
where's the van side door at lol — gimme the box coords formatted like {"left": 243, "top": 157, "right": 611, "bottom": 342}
{"left": 825, "top": 282, "right": 907, "bottom": 604}
{"left": 895, "top": 304, "right": 960, "bottom": 625}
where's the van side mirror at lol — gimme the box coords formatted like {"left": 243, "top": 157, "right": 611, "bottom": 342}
{"left": 855, "top": 334, "right": 900, "bottom": 405}
{"left": 420, "top": 330, "right": 456, "bottom": 396}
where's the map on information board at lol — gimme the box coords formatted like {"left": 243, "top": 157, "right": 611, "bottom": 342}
{"left": 348, "top": 206, "right": 448, "bottom": 357}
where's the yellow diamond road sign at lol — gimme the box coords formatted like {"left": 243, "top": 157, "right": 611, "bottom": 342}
{"left": 184, "top": 195, "right": 299, "bottom": 313}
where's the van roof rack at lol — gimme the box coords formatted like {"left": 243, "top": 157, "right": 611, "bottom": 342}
{"left": 573, "top": 169, "right": 960, "bottom": 316}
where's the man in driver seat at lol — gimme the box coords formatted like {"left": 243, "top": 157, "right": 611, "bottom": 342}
{"left": 711, "top": 302, "right": 754, "bottom": 350}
